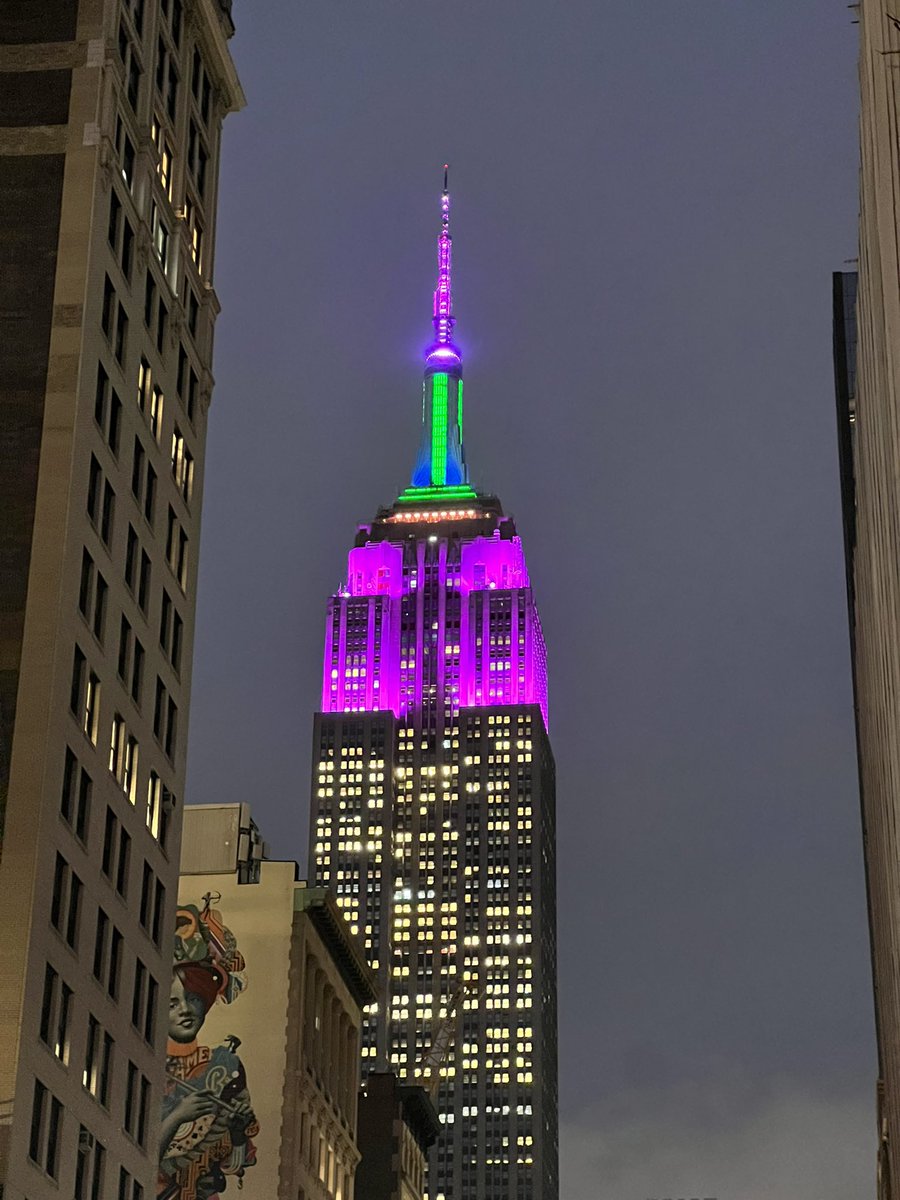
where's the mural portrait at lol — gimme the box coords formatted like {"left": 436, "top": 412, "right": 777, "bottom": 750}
{"left": 158, "top": 895, "right": 259, "bottom": 1199}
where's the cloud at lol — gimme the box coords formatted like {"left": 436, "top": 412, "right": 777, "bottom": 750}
{"left": 561, "top": 1077, "right": 874, "bottom": 1200}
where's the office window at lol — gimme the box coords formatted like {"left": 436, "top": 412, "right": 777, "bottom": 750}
{"left": 176, "top": 344, "right": 188, "bottom": 399}
{"left": 171, "top": 427, "right": 193, "bottom": 501}
{"left": 191, "top": 45, "right": 211, "bottom": 124}
{"left": 87, "top": 454, "right": 102, "bottom": 523}
{"left": 130, "top": 436, "right": 145, "bottom": 501}
{"left": 93, "top": 574, "right": 108, "bottom": 641}
{"left": 125, "top": 524, "right": 138, "bottom": 592}
{"left": 165, "top": 506, "right": 189, "bottom": 589}
{"left": 94, "top": 364, "right": 122, "bottom": 455}
{"left": 117, "top": 616, "right": 133, "bottom": 682}
{"left": 93, "top": 908, "right": 109, "bottom": 981}
{"left": 138, "top": 548, "right": 151, "bottom": 612}
{"left": 50, "top": 851, "right": 82, "bottom": 949}
{"left": 124, "top": 1062, "right": 150, "bottom": 1147}
{"left": 115, "top": 113, "right": 136, "bottom": 190}
{"left": 102, "top": 807, "right": 131, "bottom": 891}
{"left": 139, "top": 862, "right": 153, "bottom": 929}
{"left": 155, "top": 35, "right": 178, "bottom": 122}
{"left": 83, "top": 1015, "right": 114, "bottom": 1107}
{"left": 92, "top": 911, "right": 123, "bottom": 1001}
{"left": 187, "top": 287, "right": 199, "bottom": 336}
{"left": 117, "top": 827, "right": 132, "bottom": 895}
{"left": 157, "top": 299, "right": 168, "bottom": 353}
{"left": 187, "top": 118, "right": 208, "bottom": 198}
{"left": 108, "top": 188, "right": 133, "bottom": 281}
{"left": 144, "top": 271, "right": 157, "bottom": 327}
{"left": 152, "top": 878, "right": 165, "bottom": 944}
{"left": 151, "top": 115, "right": 174, "bottom": 200}
{"left": 60, "top": 747, "right": 91, "bottom": 842}
{"left": 150, "top": 385, "right": 164, "bottom": 441}
{"left": 185, "top": 201, "right": 203, "bottom": 273}
{"left": 101, "top": 479, "right": 115, "bottom": 546}
{"left": 101, "top": 276, "right": 114, "bottom": 338}
{"left": 131, "top": 960, "right": 157, "bottom": 1045}
{"left": 71, "top": 647, "right": 100, "bottom": 743}
{"left": 151, "top": 202, "right": 169, "bottom": 273}
{"left": 75, "top": 1125, "right": 106, "bottom": 1200}
{"left": 79, "top": 548, "right": 94, "bottom": 617}
{"left": 29, "top": 1079, "right": 63, "bottom": 1178}
{"left": 39, "top": 964, "right": 72, "bottom": 1065}
{"left": 132, "top": 638, "right": 145, "bottom": 705}
{"left": 160, "top": 590, "right": 184, "bottom": 671}
{"left": 109, "top": 927, "right": 123, "bottom": 1000}
{"left": 138, "top": 356, "right": 152, "bottom": 413}
{"left": 114, "top": 301, "right": 128, "bottom": 365}
{"left": 146, "top": 772, "right": 162, "bottom": 840}
{"left": 117, "top": 17, "right": 142, "bottom": 112}
{"left": 119, "top": 1167, "right": 145, "bottom": 1200}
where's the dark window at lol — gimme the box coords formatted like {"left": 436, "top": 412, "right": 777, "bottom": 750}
{"left": 101, "top": 480, "right": 115, "bottom": 546}
{"left": 125, "top": 524, "right": 138, "bottom": 591}
{"left": 79, "top": 549, "right": 94, "bottom": 616}
{"left": 101, "top": 276, "right": 114, "bottom": 337}
{"left": 138, "top": 549, "right": 151, "bottom": 612}
{"left": 144, "top": 271, "right": 156, "bottom": 327}
{"left": 87, "top": 455, "right": 101, "bottom": 523}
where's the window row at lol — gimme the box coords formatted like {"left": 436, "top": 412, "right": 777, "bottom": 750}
{"left": 28, "top": 1065, "right": 152, "bottom": 1185}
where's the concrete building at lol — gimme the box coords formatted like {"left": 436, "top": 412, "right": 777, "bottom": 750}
{"left": 356, "top": 1072, "right": 440, "bottom": 1200}
{"left": 175, "top": 803, "right": 377, "bottom": 1200}
{"left": 835, "top": 2, "right": 900, "bottom": 1194}
{"left": 0, "top": 4, "right": 242, "bottom": 1196}
{"left": 308, "top": 175, "right": 558, "bottom": 1200}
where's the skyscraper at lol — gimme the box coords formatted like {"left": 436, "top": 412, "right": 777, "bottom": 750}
{"left": 0, "top": 3, "right": 242, "bottom": 1196}
{"left": 309, "top": 173, "right": 559, "bottom": 1200}
{"left": 834, "top": 3, "right": 900, "bottom": 1196}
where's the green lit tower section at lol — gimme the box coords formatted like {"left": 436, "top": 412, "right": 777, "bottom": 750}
{"left": 406, "top": 167, "right": 473, "bottom": 502}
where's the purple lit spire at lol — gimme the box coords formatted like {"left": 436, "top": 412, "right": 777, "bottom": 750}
{"left": 433, "top": 165, "right": 454, "bottom": 347}
{"left": 425, "top": 165, "right": 462, "bottom": 369}
{"left": 412, "top": 168, "right": 467, "bottom": 487}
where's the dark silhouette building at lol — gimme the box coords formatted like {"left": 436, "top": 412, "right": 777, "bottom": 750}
{"left": 356, "top": 1073, "right": 440, "bottom": 1200}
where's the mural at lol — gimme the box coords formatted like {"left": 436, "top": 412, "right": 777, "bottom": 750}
{"left": 158, "top": 894, "right": 259, "bottom": 1199}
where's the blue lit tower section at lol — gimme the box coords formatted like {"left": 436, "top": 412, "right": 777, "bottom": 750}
{"left": 308, "top": 174, "right": 558, "bottom": 1200}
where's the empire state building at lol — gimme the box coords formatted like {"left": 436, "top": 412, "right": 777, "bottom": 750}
{"left": 308, "top": 172, "right": 558, "bottom": 1200}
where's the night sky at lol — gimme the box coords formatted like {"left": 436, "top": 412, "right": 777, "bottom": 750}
{"left": 185, "top": 3, "right": 875, "bottom": 1195}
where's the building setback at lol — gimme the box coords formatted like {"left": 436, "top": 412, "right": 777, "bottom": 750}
{"left": 356, "top": 1072, "right": 440, "bottom": 1200}
{"left": 0, "top": 3, "right": 243, "bottom": 1196}
{"left": 309, "top": 174, "right": 559, "bottom": 1200}
{"left": 175, "top": 803, "right": 377, "bottom": 1200}
{"left": 835, "top": 2, "right": 900, "bottom": 1195}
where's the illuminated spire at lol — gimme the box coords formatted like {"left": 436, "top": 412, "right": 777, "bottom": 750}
{"left": 426, "top": 165, "right": 461, "bottom": 369}
{"left": 407, "top": 167, "right": 471, "bottom": 494}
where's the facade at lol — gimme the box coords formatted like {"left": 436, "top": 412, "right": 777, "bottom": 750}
{"left": 0, "top": 3, "right": 243, "bottom": 1197}
{"left": 356, "top": 1072, "right": 440, "bottom": 1200}
{"left": 309, "top": 175, "right": 559, "bottom": 1200}
{"left": 836, "top": 2, "right": 900, "bottom": 1195}
{"left": 175, "top": 804, "right": 377, "bottom": 1200}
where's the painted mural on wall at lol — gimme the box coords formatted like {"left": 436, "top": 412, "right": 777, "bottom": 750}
{"left": 158, "top": 895, "right": 259, "bottom": 1199}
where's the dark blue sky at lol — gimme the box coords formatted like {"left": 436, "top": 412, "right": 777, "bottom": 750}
{"left": 186, "top": 3, "right": 874, "bottom": 1193}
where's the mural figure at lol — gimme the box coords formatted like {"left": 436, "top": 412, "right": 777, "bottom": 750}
{"left": 158, "top": 895, "right": 259, "bottom": 1199}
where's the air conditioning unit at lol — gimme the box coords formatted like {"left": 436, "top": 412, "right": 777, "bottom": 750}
{"left": 78, "top": 1129, "right": 95, "bottom": 1152}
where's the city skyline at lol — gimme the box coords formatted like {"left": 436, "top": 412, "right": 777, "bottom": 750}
{"left": 185, "top": 3, "right": 873, "bottom": 1197}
